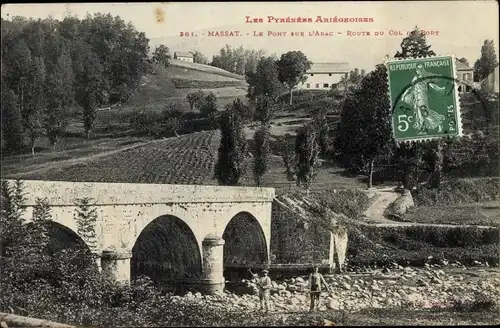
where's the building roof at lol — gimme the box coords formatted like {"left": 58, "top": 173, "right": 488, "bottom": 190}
{"left": 175, "top": 51, "right": 193, "bottom": 58}
{"left": 456, "top": 59, "right": 472, "bottom": 71}
{"left": 307, "top": 62, "right": 350, "bottom": 73}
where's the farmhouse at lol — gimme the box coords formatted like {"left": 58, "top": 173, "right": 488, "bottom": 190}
{"left": 456, "top": 59, "right": 474, "bottom": 94}
{"left": 296, "top": 62, "right": 350, "bottom": 90}
{"left": 173, "top": 51, "right": 194, "bottom": 63}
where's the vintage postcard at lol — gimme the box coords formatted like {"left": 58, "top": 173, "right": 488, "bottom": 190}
{"left": 1, "top": 1, "right": 499, "bottom": 327}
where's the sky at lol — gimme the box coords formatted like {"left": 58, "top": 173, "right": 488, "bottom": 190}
{"left": 2, "top": 1, "right": 499, "bottom": 71}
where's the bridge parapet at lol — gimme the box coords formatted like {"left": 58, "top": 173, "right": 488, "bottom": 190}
{"left": 13, "top": 180, "right": 275, "bottom": 206}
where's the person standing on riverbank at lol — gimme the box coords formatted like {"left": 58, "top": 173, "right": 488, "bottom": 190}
{"left": 257, "top": 269, "right": 272, "bottom": 312}
{"left": 309, "top": 267, "right": 330, "bottom": 311}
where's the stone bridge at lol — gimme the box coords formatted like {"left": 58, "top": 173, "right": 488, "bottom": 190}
{"left": 13, "top": 180, "right": 275, "bottom": 294}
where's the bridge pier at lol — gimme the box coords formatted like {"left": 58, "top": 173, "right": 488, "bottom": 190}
{"left": 198, "top": 234, "right": 225, "bottom": 294}
{"left": 101, "top": 250, "right": 132, "bottom": 284}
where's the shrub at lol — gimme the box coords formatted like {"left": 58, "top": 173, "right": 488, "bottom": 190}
{"left": 413, "top": 177, "right": 500, "bottom": 206}
{"left": 314, "top": 189, "right": 370, "bottom": 219}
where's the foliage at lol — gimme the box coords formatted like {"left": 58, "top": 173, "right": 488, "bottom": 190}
{"left": 335, "top": 65, "right": 392, "bottom": 187}
{"left": 74, "top": 197, "right": 99, "bottom": 254}
{"left": 1, "top": 14, "right": 150, "bottom": 145}
{"left": 313, "top": 189, "right": 370, "bottom": 219}
{"left": 394, "top": 26, "right": 436, "bottom": 59}
{"left": 210, "top": 45, "right": 266, "bottom": 75}
{"left": 328, "top": 68, "right": 366, "bottom": 100}
{"left": 186, "top": 89, "right": 205, "bottom": 112}
{"left": 253, "top": 124, "right": 271, "bottom": 186}
{"left": 277, "top": 51, "right": 312, "bottom": 105}
{"left": 473, "top": 40, "right": 498, "bottom": 82}
{"left": 412, "top": 177, "right": 499, "bottom": 206}
{"left": 190, "top": 50, "right": 208, "bottom": 65}
{"left": 1, "top": 87, "right": 24, "bottom": 151}
{"left": 129, "top": 110, "right": 163, "bottom": 137}
{"left": 225, "top": 97, "right": 253, "bottom": 123}
{"left": 44, "top": 50, "right": 74, "bottom": 149}
{"left": 348, "top": 223, "right": 499, "bottom": 267}
{"left": 281, "top": 136, "right": 298, "bottom": 185}
{"left": 294, "top": 124, "right": 320, "bottom": 192}
{"left": 457, "top": 57, "right": 470, "bottom": 67}
{"left": 246, "top": 56, "right": 284, "bottom": 104}
{"left": 214, "top": 108, "right": 248, "bottom": 185}
{"left": 199, "top": 92, "right": 218, "bottom": 117}
{"left": 152, "top": 45, "right": 170, "bottom": 68}
{"left": 254, "top": 94, "right": 280, "bottom": 124}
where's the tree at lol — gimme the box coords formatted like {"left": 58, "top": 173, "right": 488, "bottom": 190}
{"left": 190, "top": 51, "right": 208, "bottom": 64}
{"left": 0, "top": 180, "right": 27, "bottom": 260}
{"left": 335, "top": 65, "right": 393, "bottom": 188}
{"left": 44, "top": 50, "right": 74, "bottom": 150}
{"left": 199, "top": 92, "right": 218, "bottom": 117}
{"left": 329, "top": 68, "right": 366, "bottom": 100}
{"left": 162, "top": 106, "right": 183, "bottom": 137}
{"left": 395, "top": 26, "right": 436, "bottom": 59}
{"left": 246, "top": 56, "right": 284, "bottom": 104}
{"left": 277, "top": 51, "right": 312, "bottom": 105}
{"left": 227, "top": 98, "right": 252, "bottom": 122}
{"left": 254, "top": 94, "right": 279, "bottom": 124}
{"left": 313, "top": 114, "right": 332, "bottom": 159}
{"left": 22, "top": 56, "right": 47, "bottom": 156}
{"left": 253, "top": 124, "right": 271, "bottom": 186}
{"left": 457, "top": 57, "right": 469, "bottom": 67}
{"left": 295, "top": 124, "right": 320, "bottom": 192}
{"left": 1, "top": 87, "right": 24, "bottom": 152}
{"left": 74, "top": 197, "right": 99, "bottom": 255}
{"left": 421, "top": 140, "right": 444, "bottom": 189}
{"left": 152, "top": 44, "right": 170, "bottom": 68}
{"left": 75, "top": 45, "right": 104, "bottom": 139}
{"left": 393, "top": 26, "right": 438, "bottom": 189}
{"left": 473, "top": 40, "right": 498, "bottom": 82}
{"left": 214, "top": 107, "right": 248, "bottom": 185}
{"left": 186, "top": 90, "right": 205, "bottom": 112}
{"left": 281, "top": 136, "right": 298, "bottom": 189}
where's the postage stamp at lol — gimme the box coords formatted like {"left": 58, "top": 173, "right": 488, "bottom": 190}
{"left": 386, "top": 55, "right": 463, "bottom": 143}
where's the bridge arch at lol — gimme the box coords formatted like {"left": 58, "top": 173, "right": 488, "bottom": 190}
{"left": 222, "top": 211, "right": 268, "bottom": 268}
{"left": 131, "top": 215, "right": 202, "bottom": 288}
{"left": 23, "top": 220, "right": 98, "bottom": 275}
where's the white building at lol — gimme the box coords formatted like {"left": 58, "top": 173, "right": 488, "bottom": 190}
{"left": 173, "top": 51, "right": 194, "bottom": 63}
{"left": 296, "top": 62, "right": 350, "bottom": 90}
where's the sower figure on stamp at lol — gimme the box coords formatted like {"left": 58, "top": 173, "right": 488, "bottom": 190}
{"left": 400, "top": 63, "right": 448, "bottom": 135}
{"left": 256, "top": 269, "right": 272, "bottom": 312}
{"left": 309, "top": 267, "right": 330, "bottom": 312}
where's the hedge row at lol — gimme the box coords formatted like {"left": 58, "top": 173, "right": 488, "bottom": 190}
{"left": 413, "top": 177, "right": 500, "bottom": 206}
{"left": 347, "top": 223, "right": 500, "bottom": 267}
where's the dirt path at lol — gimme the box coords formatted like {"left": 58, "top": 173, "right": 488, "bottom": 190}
{"left": 362, "top": 187, "right": 401, "bottom": 223}
{"left": 361, "top": 187, "right": 495, "bottom": 229}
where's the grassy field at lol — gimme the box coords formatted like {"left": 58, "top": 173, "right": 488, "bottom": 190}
{"left": 125, "top": 60, "right": 248, "bottom": 112}
{"left": 403, "top": 202, "right": 500, "bottom": 227}
{"left": 3, "top": 129, "right": 372, "bottom": 193}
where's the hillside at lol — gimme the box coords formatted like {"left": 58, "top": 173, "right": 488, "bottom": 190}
{"left": 5, "top": 129, "right": 365, "bottom": 192}
{"left": 125, "top": 60, "right": 248, "bottom": 111}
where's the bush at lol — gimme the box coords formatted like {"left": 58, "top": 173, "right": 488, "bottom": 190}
{"left": 347, "top": 224, "right": 500, "bottom": 267}
{"left": 413, "top": 177, "right": 500, "bottom": 206}
{"left": 314, "top": 189, "right": 371, "bottom": 219}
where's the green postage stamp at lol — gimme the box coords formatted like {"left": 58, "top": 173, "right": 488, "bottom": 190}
{"left": 386, "top": 55, "right": 463, "bottom": 143}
